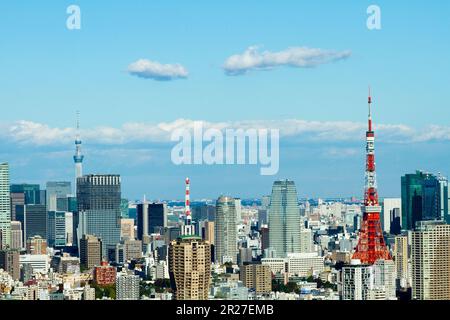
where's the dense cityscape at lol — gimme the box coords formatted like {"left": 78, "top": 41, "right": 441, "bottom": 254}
{"left": 1, "top": 94, "right": 449, "bottom": 301}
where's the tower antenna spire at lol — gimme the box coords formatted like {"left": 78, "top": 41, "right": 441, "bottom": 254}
{"left": 352, "top": 88, "right": 391, "bottom": 265}
{"left": 73, "top": 110, "right": 84, "bottom": 187}
{"left": 182, "top": 177, "right": 195, "bottom": 236}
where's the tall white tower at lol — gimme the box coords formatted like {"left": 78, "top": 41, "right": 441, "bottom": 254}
{"left": 73, "top": 111, "right": 84, "bottom": 186}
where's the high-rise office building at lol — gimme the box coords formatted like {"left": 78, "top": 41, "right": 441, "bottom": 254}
{"left": 401, "top": 171, "right": 446, "bottom": 230}
{"left": 136, "top": 202, "right": 167, "bottom": 240}
{"left": 411, "top": 221, "right": 450, "bottom": 300}
{"left": 393, "top": 235, "right": 409, "bottom": 289}
{"left": 0, "top": 249, "right": 20, "bottom": 280}
{"left": 168, "top": 235, "right": 211, "bottom": 300}
{"left": 382, "top": 198, "right": 402, "bottom": 234}
{"left": 0, "top": 163, "right": 11, "bottom": 249}
{"left": 77, "top": 174, "right": 121, "bottom": 259}
{"left": 80, "top": 234, "right": 102, "bottom": 270}
{"left": 10, "top": 184, "right": 43, "bottom": 205}
{"left": 10, "top": 192, "right": 25, "bottom": 222}
{"left": 47, "top": 211, "right": 66, "bottom": 247}
{"left": 24, "top": 204, "right": 47, "bottom": 241}
{"left": 116, "top": 273, "right": 140, "bottom": 300}
{"left": 10, "top": 221, "right": 23, "bottom": 250}
{"left": 240, "top": 263, "right": 272, "bottom": 295}
{"left": 268, "top": 180, "right": 301, "bottom": 258}
{"left": 46, "top": 181, "right": 72, "bottom": 212}
{"left": 215, "top": 196, "right": 238, "bottom": 264}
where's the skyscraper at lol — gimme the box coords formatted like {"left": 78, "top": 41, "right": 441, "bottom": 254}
{"left": 268, "top": 180, "right": 301, "bottom": 258}
{"left": 47, "top": 211, "right": 66, "bottom": 247}
{"left": 411, "top": 221, "right": 450, "bottom": 300}
{"left": 46, "top": 181, "right": 72, "bottom": 212}
{"left": 0, "top": 163, "right": 11, "bottom": 249}
{"left": 24, "top": 204, "right": 48, "bottom": 241}
{"left": 10, "top": 184, "right": 43, "bottom": 205}
{"left": 10, "top": 192, "right": 25, "bottom": 222}
{"left": 215, "top": 196, "right": 238, "bottom": 264}
{"left": 168, "top": 235, "right": 211, "bottom": 300}
{"left": 136, "top": 202, "right": 168, "bottom": 240}
{"left": 401, "top": 171, "right": 445, "bottom": 230}
{"left": 77, "top": 174, "right": 122, "bottom": 259}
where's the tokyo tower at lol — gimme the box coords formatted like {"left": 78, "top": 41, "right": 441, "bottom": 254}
{"left": 352, "top": 89, "right": 391, "bottom": 265}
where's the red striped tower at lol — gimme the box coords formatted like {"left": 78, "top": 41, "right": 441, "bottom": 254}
{"left": 352, "top": 89, "right": 391, "bottom": 265}
{"left": 182, "top": 177, "right": 195, "bottom": 236}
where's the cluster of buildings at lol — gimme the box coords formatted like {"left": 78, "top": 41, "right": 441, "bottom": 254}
{"left": 1, "top": 97, "right": 450, "bottom": 301}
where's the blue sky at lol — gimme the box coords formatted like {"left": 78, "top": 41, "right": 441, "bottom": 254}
{"left": 1, "top": 1, "right": 450, "bottom": 200}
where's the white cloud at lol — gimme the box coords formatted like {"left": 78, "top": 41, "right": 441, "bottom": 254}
{"left": 2, "top": 119, "right": 450, "bottom": 147}
{"left": 127, "top": 59, "right": 188, "bottom": 81}
{"left": 223, "top": 46, "right": 351, "bottom": 75}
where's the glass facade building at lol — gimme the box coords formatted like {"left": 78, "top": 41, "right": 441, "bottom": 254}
{"left": 401, "top": 171, "right": 448, "bottom": 230}
{"left": 215, "top": 196, "right": 238, "bottom": 264}
{"left": 46, "top": 181, "right": 72, "bottom": 212}
{"left": 77, "top": 175, "right": 121, "bottom": 259}
{"left": 268, "top": 179, "right": 301, "bottom": 258}
{"left": 48, "top": 211, "right": 66, "bottom": 247}
{"left": 24, "top": 204, "right": 48, "bottom": 241}
{"left": 136, "top": 202, "right": 167, "bottom": 240}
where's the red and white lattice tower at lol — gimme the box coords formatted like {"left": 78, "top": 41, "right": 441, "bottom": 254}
{"left": 182, "top": 177, "right": 195, "bottom": 236}
{"left": 352, "top": 89, "right": 392, "bottom": 265}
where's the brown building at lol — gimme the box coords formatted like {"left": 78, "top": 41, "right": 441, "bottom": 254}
{"left": 240, "top": 263, "right": 272, "bottom": 295}
{"left": 26, "top": 235, "right": 47, "bottom": 255}
{"left": 261, "top": 227, "right": 269, "bottom": 251}
{"left": 10, "top": 192, "right": 25, "bottom": 222}
{"left": 120, "top": 218, "right": 135, "bottom": 240}
{"left": 80, "top": 234, "right": 102, "bottom": 270}
{"left": 0, "top": 249, "right": 20, "bottom": 280}
{"left": 203, "top": 221, "right": 215, "bottom": 246}
{"left": 94, "top": 261, "right": 117, "bottom": 286}
{"left": 168, "top": 236, "right": 211, "bottom": 300}
{"left": 10, "top": 221, "right": 23, "bottom": 250}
